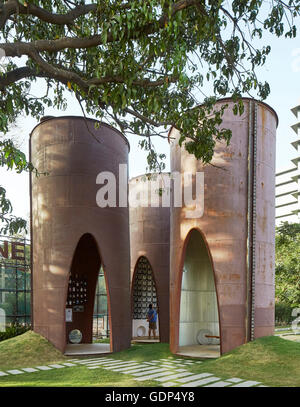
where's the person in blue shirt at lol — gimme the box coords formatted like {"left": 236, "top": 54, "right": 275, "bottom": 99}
{"left": 147, "top": 304, "right": 157, "bottom": 339}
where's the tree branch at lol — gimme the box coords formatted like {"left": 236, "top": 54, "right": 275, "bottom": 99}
{"left": 0, "top": 0, "right": 97, "bottom": 29}
{"left": 0, "top": 0, "right": 200, "bottom": 57}
{"left": 0, "top": 59, "right": 177, "bottom": 95}
{"left": 88, "top": 75, "right": 177, "bottom": 88}
{"left": 124, "top": 107, "right": 169, "bottom": 127}
{"left": 28, "top": 49, "right": 89, "bottom": 91}
{"left": 0, "top": 66, "right": 51, "bottom": 90}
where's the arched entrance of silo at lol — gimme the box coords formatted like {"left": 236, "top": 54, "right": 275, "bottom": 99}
{"left": 178, "top": 229, "right": 221, "bottom": 358}
{"left": 93, "top": 267, "right": 110, "bottom": 342}
{"left": 131, "top": 256, "right": 160, "bottom": 343}
{"left": 64, "top": 233, "right": 111, "bottom": 355}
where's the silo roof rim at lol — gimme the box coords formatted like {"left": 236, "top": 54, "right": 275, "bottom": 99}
{"left": 168, "top": 97, "right": 279, "bottom": 133}
{"left": 29, "top": 115, "right": 130, "bottom": 151}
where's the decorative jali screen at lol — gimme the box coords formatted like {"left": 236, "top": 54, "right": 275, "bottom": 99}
{"left": 66, "top": 264, "right": 109, "bottom": 340}
{"left": 66, "top": 276, "right": 88, "bottom": 306}
{"left": 133, "top": 257, "right": 157, "bottom": 319}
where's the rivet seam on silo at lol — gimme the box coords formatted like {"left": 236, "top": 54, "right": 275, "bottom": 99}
{"left": 246, "top": 100, "right": 258, "bottom": 342}
{"left": 247, "top": 101, "right": 258, "bottom": 342}
{"left": 28, "top": 136, "right": 34, "bottom": 330}
{"left": 246, "top": 102, "right": 252, "bottom": 343}
{"left": 250, "top": 102, "right": 258, "bottom": 341}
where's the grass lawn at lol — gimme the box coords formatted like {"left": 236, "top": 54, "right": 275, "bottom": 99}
{"left": 94, "top": 338, "right": 110, "bottom": 344}
{"left": 0, "top": 332, "right": 300, "bottom": 387}
{"left": 0, "top": 331, "right": 67, "bottom": 370}
{"left": 203, "top": 336, "right": 300, "bottom": 387}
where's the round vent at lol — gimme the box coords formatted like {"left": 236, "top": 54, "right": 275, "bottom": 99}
{"left": 137, "top": 326, "right": 146, "bottom": 337}
{"left": 196, "top": 329, "right": 213, "bottom": 345}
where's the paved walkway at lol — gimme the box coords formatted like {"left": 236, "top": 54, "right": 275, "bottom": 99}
{"left": 0, "top": 357, "right": 267, "bottom": 387}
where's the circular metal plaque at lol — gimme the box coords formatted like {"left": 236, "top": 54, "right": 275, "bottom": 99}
{"left": 69, "top": 329, "right": 82, "bottom": 344}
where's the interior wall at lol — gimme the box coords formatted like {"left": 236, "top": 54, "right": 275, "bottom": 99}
{"left": 132, "top": 257, "right": 159, "bottom": 338}
{"left": 66, "top": 234, "right": 101, "bottom": 344}
{"left": 179, "top": 229, "right": 219, "bottom": 347}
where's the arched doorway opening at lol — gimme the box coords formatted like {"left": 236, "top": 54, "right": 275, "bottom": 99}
{"left": 93, "top": 266, "right": 110, "bottom": 342}
{"left": 65, "top": 233, "right": 111, "bottom": 354}
{"left": 178, "top": 229, "right": 220, "bottom": 358}
{"left": 131, "top": 256, "right": 160, "bottom": 342}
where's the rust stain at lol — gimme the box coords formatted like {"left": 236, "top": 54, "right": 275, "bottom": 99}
{"left": 259, "top": 206, "right": 267, "bottom": 234}
{"left": 261, "top": 105, "right": 266, "bottom": 127}
{"left": 262, "top": 207, "right": 267, "bottom": 233}
{"left": 223, "top": 151, "right": 235, "bottom": 158}
{"left": 230, "top": 274, "right": 240, "bottom": 280}
{"left": 207, "top": 210, "right": 231, "bottom": 217}
{"left": 261, "top": 106, "right": 266, "bottom": 146}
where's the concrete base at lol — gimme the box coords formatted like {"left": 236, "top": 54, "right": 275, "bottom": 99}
{"left": 131, "top": 337, "right": 160, "bottom": 344}
{"left": 132, "top": 318, "right": 160, "bottom": 338}
{"left": 64, "top": 343, "right": 111, "bottom": 356}
{"left": 177, "top": 344, "right": 221, "bottom": 359}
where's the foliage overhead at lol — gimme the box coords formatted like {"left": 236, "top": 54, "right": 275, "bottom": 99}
{"left": 0, "top": 0, "right": 300, "bottom": 233}
{"left": 275, "top": 222, "right": 300, "bottom": 308}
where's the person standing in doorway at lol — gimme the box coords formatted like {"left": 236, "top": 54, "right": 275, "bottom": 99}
{"left": 147, "top": 304, "right": 157, "bottom": 339}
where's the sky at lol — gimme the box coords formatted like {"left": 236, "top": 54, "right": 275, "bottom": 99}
{"left": 0, "top": 23, "right": 300, "bottom": 225}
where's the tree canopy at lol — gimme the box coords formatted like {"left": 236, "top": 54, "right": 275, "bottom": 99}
{"left": 275, "top": 222, "right": 300, "bottom": 308}
{"left": 0, "top": 0, "right": 300, "bottom": 233}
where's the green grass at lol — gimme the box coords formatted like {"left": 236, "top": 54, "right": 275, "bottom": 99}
{"left": 94, "top": 338, "right": 110, "bottom": 344}
{"left": 0, "top": 331, "right": 67, "bottom": 370}
{"left": 0, "top": 365, "right": 143, "bottom": 387}
{"left": 1, "top": 333, "right": 300, "bottom": 387}
{"left": 199, "top": 336, "right": 300, "bottom": 387}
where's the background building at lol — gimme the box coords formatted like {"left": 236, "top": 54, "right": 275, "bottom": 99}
{"left": 0, "top": 236, "right": 31, "bottom": 326}
{"left": 275, "top": 104, "right": 300, "bottom": 225}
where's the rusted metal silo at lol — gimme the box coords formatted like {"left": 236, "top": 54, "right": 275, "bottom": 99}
{"left": 30, "top": 116, "right": 131, "bottom": 353}
{"left": 169, "top": 98, "right": 277, "bottom": 356}
{"left": 129, "top": 173, "right": 170, "bottom": 342}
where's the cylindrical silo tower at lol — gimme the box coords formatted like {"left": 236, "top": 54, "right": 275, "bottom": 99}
{"left": 30, "top": 116, "right": 131, "bottom": 353}
{"left": 129, "top": 173, "right": 170, "bottom": 342}
{"left": 169, "top": 98, "right": 277, "bottom": 356}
